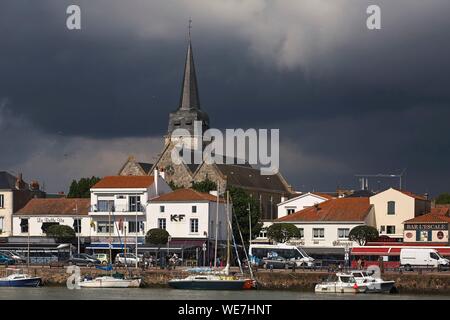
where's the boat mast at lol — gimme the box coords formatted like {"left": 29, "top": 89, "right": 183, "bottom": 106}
{"left": 225, "top": 191, "right": 230, "bottom": 275}
{"left": 109, "top": 205, "right": 112, "bottom": 276}
{"left": 231, "top": 197, "right": 255, "bottom": 280}
{"left": 213, "top": 182, "right": 219, "bottom": 269}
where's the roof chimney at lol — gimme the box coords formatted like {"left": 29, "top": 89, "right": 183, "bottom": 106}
{"left": 15, "top": 173, "right": 26, "bottom": 190}
{"left": 154, "top": 169, "right": 159, "bottom": 196}
{"left": 30, "top": 180, "right": 40, "bottom": 191}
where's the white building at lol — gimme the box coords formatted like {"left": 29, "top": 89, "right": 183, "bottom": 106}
{"left": 12, "top": 198, "right": 91, "bottom": 238}
{"left": 88, "top": 174, "right": 172, "bottom": 247}
{"left": 147, "top": 188, "right": 228, "bottom": 247}
{"left": 1, "top": 172, "right": 44, "bottom": 237}
{"left": 254, "top": 192, "right": 333, "bottom": 242}
{"left": 277, "top": 192, "right": 333, "bottom": 219}
{"left": 274, "top": 197, "right": 376, "bottom": 249}
{"left": 369, "top": 188, "right": 430, "bottom": 239}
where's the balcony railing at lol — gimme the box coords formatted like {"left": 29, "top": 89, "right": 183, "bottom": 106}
{"left": 90, "top": 204, "right": 145, "bottom": 213}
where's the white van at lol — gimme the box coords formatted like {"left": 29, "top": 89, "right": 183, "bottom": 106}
{"left": 400, "top": 248, "right": 449, "bottom": 270}
{"left": 249, "top": 244, "right": 315, "bottom": 267}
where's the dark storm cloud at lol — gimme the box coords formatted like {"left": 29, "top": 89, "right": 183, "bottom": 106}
{"left": 0, "top": 0, "right": 449, "bottom": 194}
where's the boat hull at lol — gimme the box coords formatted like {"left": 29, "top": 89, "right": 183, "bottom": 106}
{"left": 0, "top": 277, "right": 41, "bottom": 287}
{"left": 315, "top": 284, "right": 367, "bottom": 294}
{"left": 365, "top": 281, "right": 396, "bottom": 293}
{"left": 168, "top": 279, "right": 249, "bottom": 290}
{"left": 80, "top": 277, "right": 141, "bottom": 288}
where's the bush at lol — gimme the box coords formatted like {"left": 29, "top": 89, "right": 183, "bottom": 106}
{"left": 348, "top": 225, "right": 379, "bottom": 246}
{"left": 267, "top": 223, "right": 301, "bottom": 243}
{"left": 46, "top": 225, "right": 76, "bottom": 243}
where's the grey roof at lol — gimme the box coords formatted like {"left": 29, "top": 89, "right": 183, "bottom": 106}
{"left": 179, "top": 40, "right": 200, "bottom": 110}
{"left": 0, "top": 171, "right": 18, "bottom": 189}
{"left": 346, "top": 190, "right": 375, "bottom": 198}
{"left": 138, "top": 162, "right": 153, "bottom": 174}
{"left": 215, "top": 164, "right": 290, "bottom": 193}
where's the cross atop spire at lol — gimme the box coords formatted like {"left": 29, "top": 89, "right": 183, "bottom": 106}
{"left": 188, "top": 18, "right": 192, "bottom": 40}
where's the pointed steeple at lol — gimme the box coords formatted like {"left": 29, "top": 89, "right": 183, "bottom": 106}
{"left": 178, "top": 22, "right": 200, "bottom": 110}
{"left": 166, "top": 21, "right": 209, "bottom": 144}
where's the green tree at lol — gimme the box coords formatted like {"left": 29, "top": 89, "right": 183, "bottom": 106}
{"left": 168, "top": 181, "right": 183, "bottom": 190}
{"left": 145, "top": 228, "right": 170, "bottom": 265}
{"left": 46, "top": 225, "right": 76, "bottom": 243}
{"left": 228, "top": 186, "right": 262, "bottom": 246}
{"left": 267, "top": 223, "right": 301, "bottom": 243}
{"left": 67, "top": 176, "right": 100, "bottom": 198}
{"left": 348, "top": 225, "right": 379, "bottom": 246}
{"left": 435, "top": 193, "right": 450, "bottom": 205}
{"left": 192, "top": 179, "right": 217, "bottom": 193}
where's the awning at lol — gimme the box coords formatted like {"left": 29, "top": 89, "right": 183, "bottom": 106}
{"left": 303, "top": 247, "right": 345, "bottom": 255}
{"left": 86, "top": 243, "right": 135, "bottom": 250}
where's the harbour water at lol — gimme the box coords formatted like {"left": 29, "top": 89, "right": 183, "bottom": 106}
{"left": 0, "top": 287, "right": 449, "bottom": 300}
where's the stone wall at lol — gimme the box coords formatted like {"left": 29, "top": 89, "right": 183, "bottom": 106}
{"left": 15, "top": 266, "right": 450, "bottom": 294}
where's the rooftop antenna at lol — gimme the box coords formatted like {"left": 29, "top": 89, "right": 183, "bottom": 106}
{"left": 355, "top": 168, "right": 406, "bottom": 191}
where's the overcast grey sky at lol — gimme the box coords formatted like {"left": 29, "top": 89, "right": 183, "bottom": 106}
{"left": 0, "top": 0, "right": 449, "bottom": 195}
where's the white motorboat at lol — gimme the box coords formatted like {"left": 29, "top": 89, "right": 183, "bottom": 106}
{"left": 350, "top": 270, "right": 396, "bottom": 293}
{"left": 315, "top": 272, "right": 367, "bottom": 294}
{"left": 79, "top": 276, "right": 141, "bottom": 288}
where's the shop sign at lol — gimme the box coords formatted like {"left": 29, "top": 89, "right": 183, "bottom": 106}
{"left": 404, "top": 223, "right": 448, "bottom": 231}
{"left": 37, "top": 217, "right": 65, "bottom": 223}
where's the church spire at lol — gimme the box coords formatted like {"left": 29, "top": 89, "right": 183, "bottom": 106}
{"left": 178, "top": 19, "right": 200, "bottom": 110}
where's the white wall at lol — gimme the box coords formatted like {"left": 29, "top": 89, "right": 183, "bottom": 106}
{"left": 277, "top": 193, "right": 329, "bottom": 219}
{"left": 370, "top": 188, "right": 415, "bottom": 238}
{"left": 0, "top": 191, "right": 13, "bottom": 236}
{"left": 12, "top": 216, "right": 91, "bottom": 237}
{"left": 284, "top": 222, "right": 364, "bottom": 248}
{"left": 147, "top": 201, "right": 228, "bottom": 241}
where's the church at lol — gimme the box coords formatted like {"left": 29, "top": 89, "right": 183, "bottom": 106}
{"left": 118, "top": 33, "right": 294, "bottom": 221}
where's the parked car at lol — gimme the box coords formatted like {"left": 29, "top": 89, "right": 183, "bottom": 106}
{"left": 115, "top": 253, "right": 144, "bottom": 266}
{"left": 0, "top": 250, "right": 27, "bottom": 264}
{"left": 263, "top": 256, "right": 295, "bottom": 270}
{"left": 67, "top": 253, "right": 101, "bottom": 267}
{"left": 94, "top": 253, "right": 109, "bottom": 265}
{"left": 0, "top": 253, "right": 15, "bottom": 265}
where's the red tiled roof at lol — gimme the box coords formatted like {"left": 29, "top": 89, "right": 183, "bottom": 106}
{"left": 92, "top": 176, "right": 154, "bottom": 189}
{"left": 276, "top": 197, "right": 372, "bottom": 222}
{"left": 311, "top": 192, "right": 334, "bottom": 200}
{"left": 394, "top": 189, "right": 427, "bottom": 201}
{"left": 151, "top": 188, "right": 225, "bottom": 203}
{"left": 16, "top": 198, "right": 90, "bottom": 216}
{"left": 430, "top": 207, "right": 450, "bottom": 215}
{"left": 404, "top": 213, "right": 450, "bottom": 224}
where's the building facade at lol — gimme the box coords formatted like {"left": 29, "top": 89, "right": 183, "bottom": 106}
{"left": 0, "top": 172, "right": 45, "bottom": 237}
{"left": 277, "top": 192, "right": 333, "bottom": 219}
{"left": 370, "top": 188, "right": 430, "bottom": 240}
{"left": 147, "top": 188, "right": 228, "bottom": 246}
{"left": 274, "top": 198, "right": 376, "bottom": 249}
{"left": 403, "top": 207, "right": 450, "bottom": 244}
{"left": 88, "top": 174, "right": 172, "bottom": 247}
{"left": 13, "top": 198, "right": 91, "bottom": 238}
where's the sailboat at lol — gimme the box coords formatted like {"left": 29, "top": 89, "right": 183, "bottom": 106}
{"left": 0, "top": 268, "right": 41, "bottom": 287}
{"left": 168, "top": 189, "right": 256, "bottom": 290}
{"left": 80, "top": 205, "right": 141, "bottom": 288}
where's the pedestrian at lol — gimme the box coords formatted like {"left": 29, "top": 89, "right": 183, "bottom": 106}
{"left": 357, "top": 258, "right": 362, "bottom": 270}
